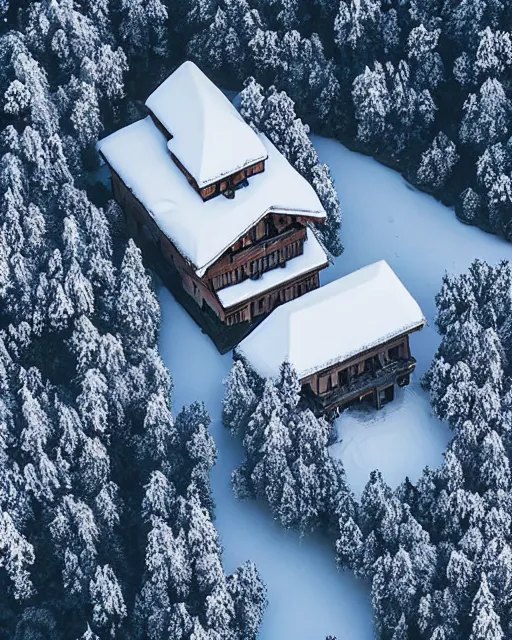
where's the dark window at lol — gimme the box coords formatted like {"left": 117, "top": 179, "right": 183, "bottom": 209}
{"left": 258, "top": 298, "right": 264, "bottom": 312}
{"left": 388, "top": 345, "right": 401, "bottom": 360}
{"left": 232, "top": 171, "right": 245, "bottom": 185}
{"left": 338, "top": 369, "right": 348, "bottom": 387}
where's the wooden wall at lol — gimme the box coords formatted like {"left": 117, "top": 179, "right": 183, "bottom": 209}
{"left": 171, "top": 153, "right": 265, "bottom": 201}
{"left": 206, "top": 224, "right": 307, "bottom": 292}
{"left": 111, "top": 171, "right": 227, "bottom": 321}
{"left": 224, "top": 270, "right": 320, "bottom": 326}
{"left": 109, "top": 168, "right": 327, "bottom": 331}
{"left": 301, "top": 334, "right": 412, "bottom": 396}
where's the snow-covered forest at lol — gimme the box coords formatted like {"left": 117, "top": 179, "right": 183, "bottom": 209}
{"left": 225, "top": 267, "right": 512, "bottom": 638}
{"left": 0, "top": 2, "right": 266, "bottom": 638}
{"left": 3, "top": 0, "right": 512, "bottom": 638}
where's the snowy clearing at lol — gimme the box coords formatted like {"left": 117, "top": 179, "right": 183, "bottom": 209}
{"left": 314, "top": 136, "right": 512, "bottom": 497}
{"left": 158, "top": 134, "right": 512, "bottom": 639}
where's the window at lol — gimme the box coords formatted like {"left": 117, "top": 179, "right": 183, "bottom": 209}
{"left": 388, "top": 344, "right": 402, "bottom": 360}
{"left": 220, "top": 181, "right": 228, "bottom": 192}
{"left": 338, "top": 369, "right": 348, "bottom": 387}
{"left": 258, "top": 298, "right": 264, "bottom": 312}
{"left": 201, "top": 184, "right": 216, "bottom": 198}
{"left": 255, "top": 219, "right": 266, "bottom": 240}
{"left": 232, "top": 171, "right": 245, "bottom": 185}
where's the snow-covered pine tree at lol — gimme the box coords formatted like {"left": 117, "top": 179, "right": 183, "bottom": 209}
{"left": 222, "top": 358, "right": 258, "bottom": 437}
{"left": 416, "top": 133, "right": 459, "bottom": 191}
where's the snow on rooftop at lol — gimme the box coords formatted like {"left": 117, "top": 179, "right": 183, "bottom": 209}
{"left": 145, "top": 61, "right": 268, "bottom": 188}
{"left": 237, "top": 260, "right": 426, "bottom": 380}
{"left": 217, "top": 229, "right": 328, "bottom": 309}
{"left": 98, "top": 116, "right": 325, "bottom": 277}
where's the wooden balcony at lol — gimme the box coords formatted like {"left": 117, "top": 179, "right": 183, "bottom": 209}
{"left": 304, "top": 357, "right": 417, "bottom": 414}
{"left": 208, "top": 225, "right": 307, "bottom": 290}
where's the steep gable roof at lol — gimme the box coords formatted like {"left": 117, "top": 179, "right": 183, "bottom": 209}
{"left": 145, "top": 61, "right": 268, "bottom": 188}
{"left": 97, "top": 117, "right": 325, "bottom": 277}
{"left": 237, "top": 261, "right": 426, "bottom": 380}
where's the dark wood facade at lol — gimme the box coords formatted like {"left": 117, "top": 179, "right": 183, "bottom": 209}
{"left": 108, "top": 167, "right": 328, "bottom": 352}
{"left": 301, "top": 331, "right": 422, "bottom": 416}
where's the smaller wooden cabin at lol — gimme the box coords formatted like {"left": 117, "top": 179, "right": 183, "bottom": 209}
{"left": 236, "top": 260, "right": 426, "bottom": 415}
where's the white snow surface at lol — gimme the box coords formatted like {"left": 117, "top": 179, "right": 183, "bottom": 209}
{"left": 157, "top": 133, "right": 512, "bottom": 639}
{"left": 312, "top": 135, "right": 512, "bottom": 498}
{"left": 237, "top": 259, "right": 425, "bottom": 380}
{"left": 159, "top": 286, "right": 373, "bottom": 640}
{"left": 146, "top": 61, "right": 268, "bottom": 188}
{"left": 98, "top": 117, "right": 325, "bottom": 277}
{"left": 216, "top": 229, "right": 328, "bottom": 309}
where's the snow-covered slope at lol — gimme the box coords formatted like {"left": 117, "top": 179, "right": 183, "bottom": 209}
{"left": 158, "top": 134, "right": 512, "bottom": 639}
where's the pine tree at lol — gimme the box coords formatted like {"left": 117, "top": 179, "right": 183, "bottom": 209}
{"left": 115, "top": 240, "right": 160, "bottom": 360}
{"left": 336, "top": 514, "right": 363, "bottom": 570}
{"left": 222, "top": 359, "right": 257, "bottom": 437}
{"left": 277, "top": 360, "right": 301, "bottom": 413}
{"left": 460, "top": 79, "right": 510, "bottom": 151}
{"left": 227, "top": 561, "right": 266, "bottom": 640}
{"left": 89, "top": 564, "right": 127, "bottom": 636}
{"left": 469, "top": 573, "right": 504, "bottom": 640}
{"left": 417, "top": 133, "right": 459, "bottom": 190}
{"left": 407, "top": 25, "right": 444, "bottom": 91}
{"left": 352, "top": 63, "right": 390, "bottom": 150}
{"left": 478, "top": 430, "right": 510, "bottom": 492}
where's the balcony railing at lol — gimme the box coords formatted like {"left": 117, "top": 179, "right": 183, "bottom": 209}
{"left": 305, "top": 357, "right": 417, "bottom": 412}
{"left": 209, "top": 225, "right": 307, "bottom": 290}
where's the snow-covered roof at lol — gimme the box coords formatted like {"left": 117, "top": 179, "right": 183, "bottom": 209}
{"left": 97, "top": 117, "right": 325, "bottom": 277}
{"left": 217, "top": 229, "right": 328, "bottom": 309}
{"left": 237, "top": 260, "right": 426, "bottom": 380}
{"left": 145, "top": 61, "right": 268, "bottom": 188}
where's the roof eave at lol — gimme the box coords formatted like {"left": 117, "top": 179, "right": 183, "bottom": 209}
{"left": 218, "top": 259, "right": 330, "bottom": 312}
{"left": 296, "top": 318, "right": 427, "bottom": 380}
{"left": 195, "top": 205, "right": 327, "bottom": 278}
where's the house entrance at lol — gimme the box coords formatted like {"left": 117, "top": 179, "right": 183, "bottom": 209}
{"left": 377, "top": 385, "right": 395, "bottom": 409}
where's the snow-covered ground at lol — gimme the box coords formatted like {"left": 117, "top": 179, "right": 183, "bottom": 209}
{"left": 158, "top": 135, "right": 512, "bottom": 639}
{"left": 314, "top": 136, "right": 512, "bottom": 497}
{"left": 159, "top": 289, "right": 373, "bottom": 640}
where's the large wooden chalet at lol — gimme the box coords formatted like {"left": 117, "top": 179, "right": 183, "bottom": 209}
{"left": 237, "top": 261, "right": 426, "bottom": 414}
{"left": 98, "top": 61, "right": 329, "bottom": 352}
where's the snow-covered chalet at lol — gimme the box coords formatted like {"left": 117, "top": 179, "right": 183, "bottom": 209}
{"left": 98, "top": 61, "right": 329, "bottom": 352}
{"left": 237, "top": 261, "right": 426, "bottom": 413}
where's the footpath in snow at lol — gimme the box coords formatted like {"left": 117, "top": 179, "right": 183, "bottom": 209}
{"left": 158, "top": 135, "right": 512, "bottom": 639}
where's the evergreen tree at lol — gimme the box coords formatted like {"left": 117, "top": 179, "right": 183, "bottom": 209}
{"left": 416, "top": 133, "right": 459, "bottom": 190}
{"left": 460, "top": 79, "right": 510, "bottom": 151}
{"left": 222, "top": 359, "right": 257, "bottom": 437}
{"left": 469, "top": 574, "right": 504, "bottom": 640}
{"left": 115, "top": 240, "right": 160, "bottom": 360}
